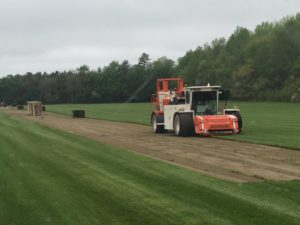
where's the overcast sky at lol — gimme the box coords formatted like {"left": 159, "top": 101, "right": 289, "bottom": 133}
{"left": 0, "top": 0, "right": 299, "bottom": 76}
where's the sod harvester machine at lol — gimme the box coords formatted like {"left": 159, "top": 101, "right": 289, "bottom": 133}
{"left": 151, "top": 78, "right": 242, "bottom": 136}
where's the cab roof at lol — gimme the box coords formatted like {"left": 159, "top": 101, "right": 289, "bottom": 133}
{"left": 186, "top": 85, "right": 221, "bottom": 91}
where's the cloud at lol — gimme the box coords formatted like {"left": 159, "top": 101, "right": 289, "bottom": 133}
{"left": 0, "top": 0, "right": 299, "bottom": 75}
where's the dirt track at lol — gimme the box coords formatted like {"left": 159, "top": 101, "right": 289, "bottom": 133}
{"left": 3, "top": 108, "right": 300, "bottom": 182}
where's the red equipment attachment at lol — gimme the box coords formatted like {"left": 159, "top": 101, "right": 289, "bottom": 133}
{"left": 151, "top": 78, "right": 185, "bottom": 111}
{"left": 194, "top": 115, "right": 239, "bottom": 135}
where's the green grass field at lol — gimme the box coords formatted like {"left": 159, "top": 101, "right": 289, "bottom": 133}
{"left": 47, "top": 102, "right": 300, "bottom": 150}
{"left": 0, "top": 112, "right": 300, "bottom": 225}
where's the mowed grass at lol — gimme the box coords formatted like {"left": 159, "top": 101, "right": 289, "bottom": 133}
{"left": 47, "top": 102, "right": 300, "bottom": 150}
{"left": 222, "top": 102, "right": 300, "bottom": 149}
{"left": 0, "top": 112, "right": 300, "bottom": 225}
{"left": 48, "top": 103, "right": 151, "bottom": 125}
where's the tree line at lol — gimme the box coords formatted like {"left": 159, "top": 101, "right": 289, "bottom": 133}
{"left": 1, "top": 14, "right": 300, "bottom": 104}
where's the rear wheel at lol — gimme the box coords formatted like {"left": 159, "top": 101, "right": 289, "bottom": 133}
{"left": 151, "top": 113, "right": 165, "bottom": 133}
{"left": 173, "top": 113, "right": 194, "bottom": 137}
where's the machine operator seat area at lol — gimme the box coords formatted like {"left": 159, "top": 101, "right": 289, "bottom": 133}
{"left": 192, "top": 92, "right": 218, "bottom": 116}
{"left": 194, "top": 101, "right": 215, "bottom": 115}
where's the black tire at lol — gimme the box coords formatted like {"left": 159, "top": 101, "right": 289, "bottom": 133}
{"left": 173, "top": 113, "right": 195, "bottom": 137}
{"left": 151, "top": 113, "right": 165, "bottom": 133}
{"left": 231, "top": 111, "right": 243, "bottom": 132}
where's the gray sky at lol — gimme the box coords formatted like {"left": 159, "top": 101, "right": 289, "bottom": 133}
{"left": 0, "top": 0, "right": 299, "bottom": 76}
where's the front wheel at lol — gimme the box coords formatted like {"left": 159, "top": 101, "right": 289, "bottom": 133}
{"left": 151, "top": 113, "right": 165, "bottom": 133}
{"left": 231, "top": 111, "right": 243, "bottom": 133}
{"left": 173, "top": 113, "right": 194, "bottom": 137}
